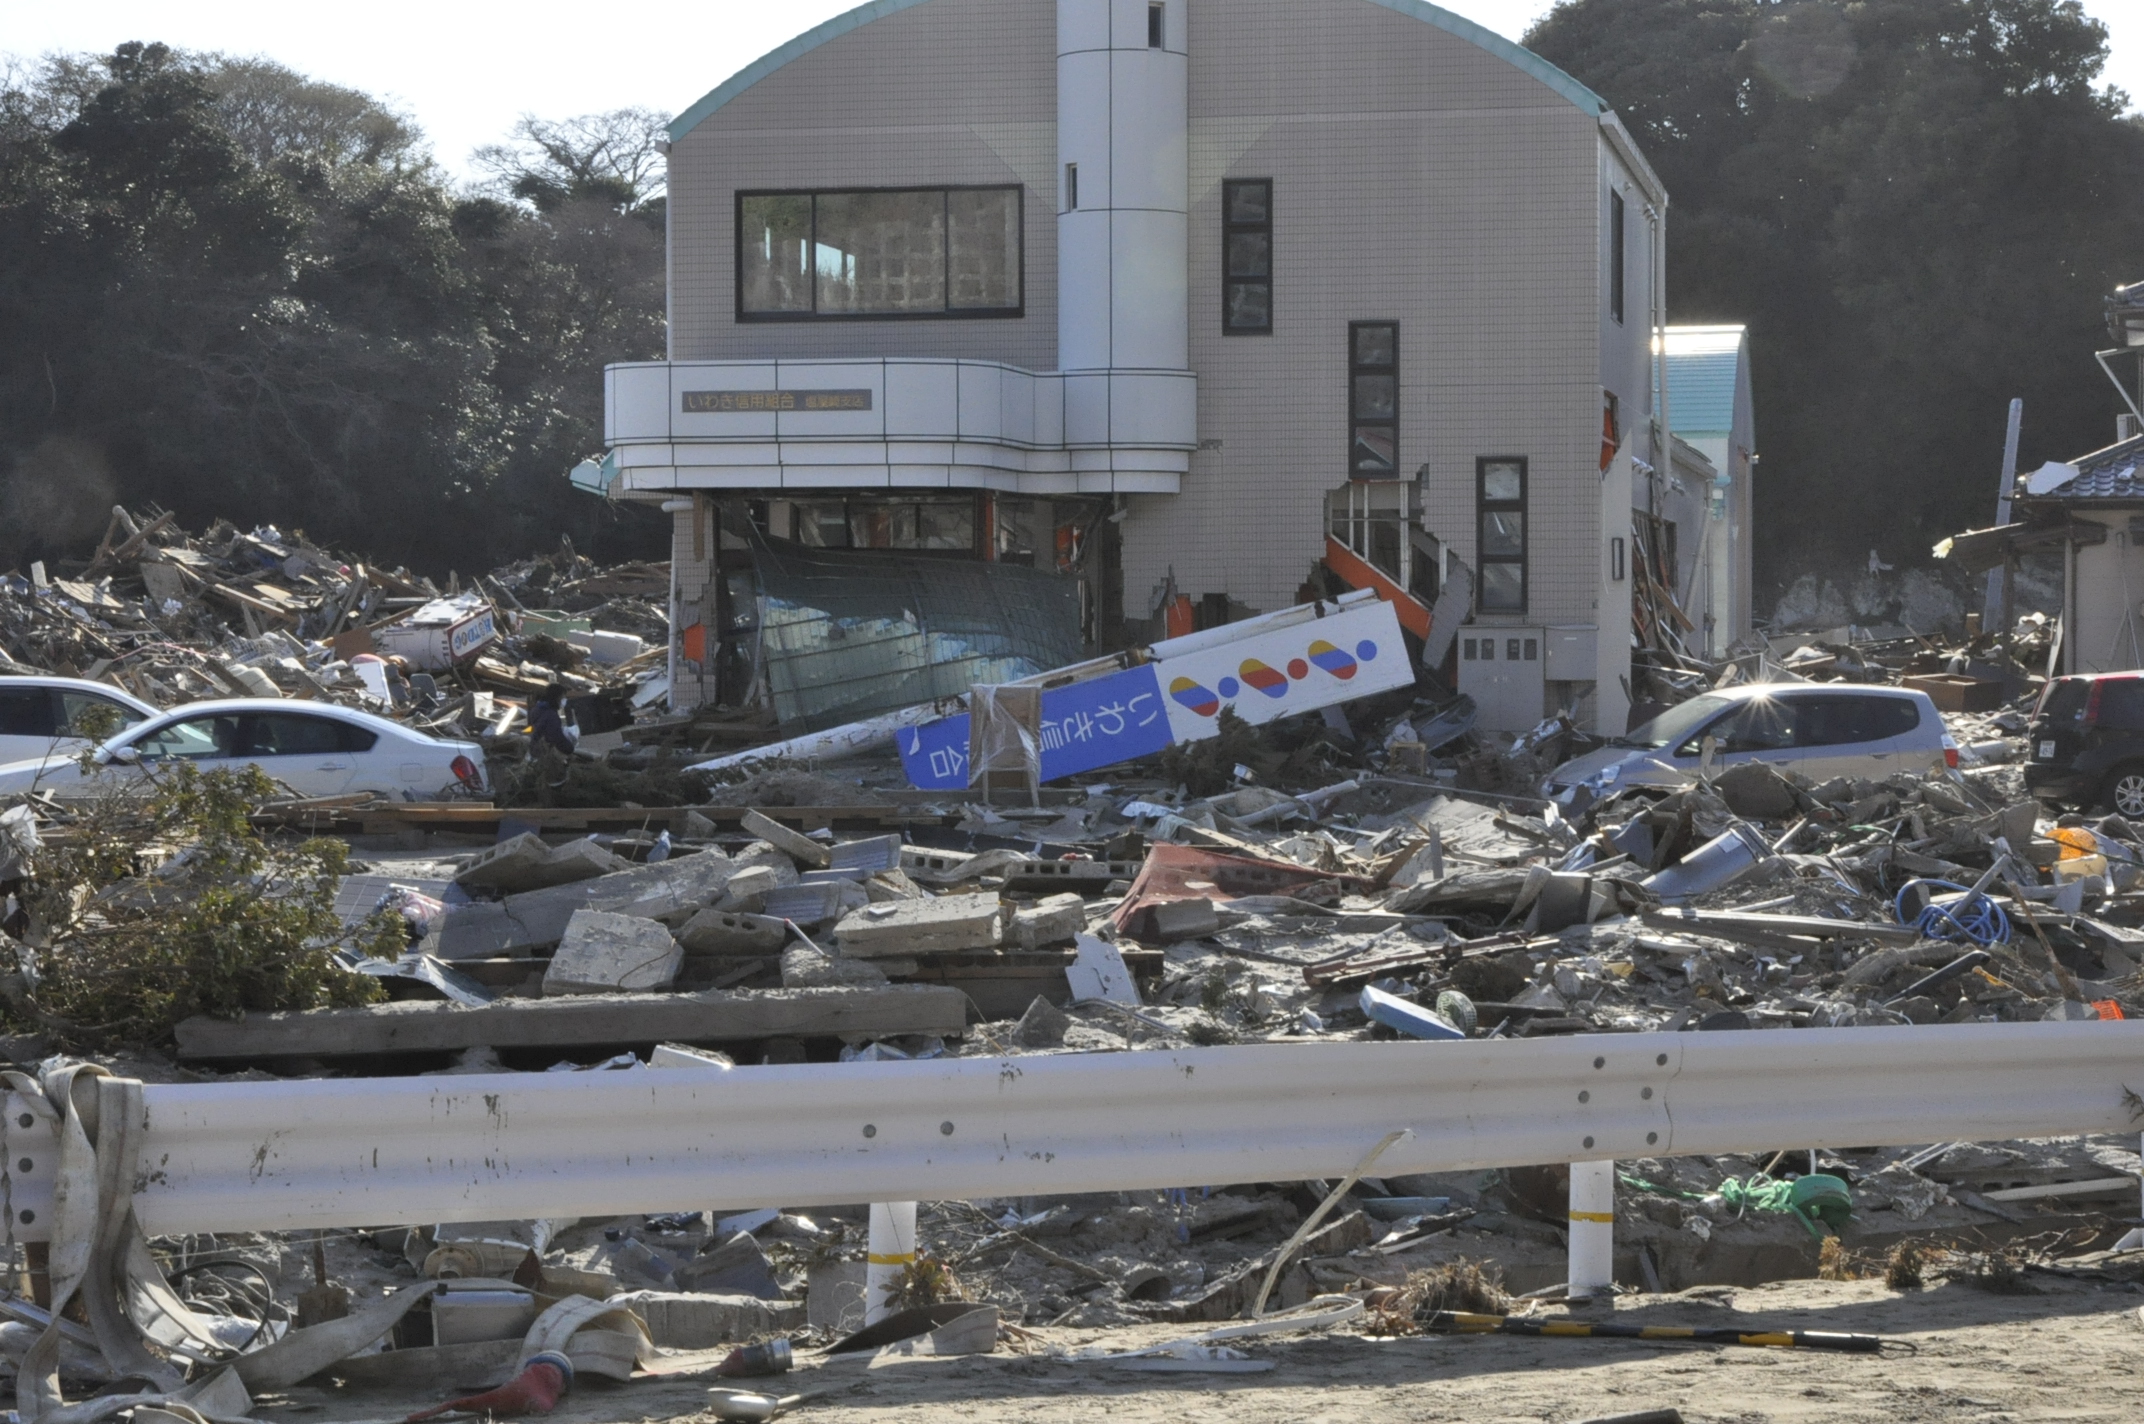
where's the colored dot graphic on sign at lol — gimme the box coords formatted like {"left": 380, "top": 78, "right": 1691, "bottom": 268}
{"left": 1238, "top": 659, "right": 1290, "bottom": 697}
{"left": 1217, "top": 677, "right": 1240, "bottom": 697}
{"left": 1287, "top": 658, "right": 1309, "bottom": 680}
{"left": 1306, "top": 639, "right": 1358, "bottom": 679}
{"left": 1169, "top": 676, "right": 1219, "bottom": 716}
{"left": 1358, "top": 641, "right": 1378, "bottom": 660}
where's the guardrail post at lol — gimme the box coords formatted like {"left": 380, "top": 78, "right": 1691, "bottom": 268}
{"left": 1568, "top": 1160, "right": 1615, "bottom": 1299}
{"left": 865, "top": 1200, "right": 917, "bottom": 1325}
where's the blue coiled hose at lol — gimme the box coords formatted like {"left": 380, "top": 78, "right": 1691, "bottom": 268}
{"left": 1893, "top": 878, "right": 2010, "bottom": 946}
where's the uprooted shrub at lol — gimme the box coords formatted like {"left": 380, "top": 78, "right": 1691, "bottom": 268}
{"left": 2, "top": 764, "right": 396, "bottom": 1049}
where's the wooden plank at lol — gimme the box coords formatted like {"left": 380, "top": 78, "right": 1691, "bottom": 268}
{"left": 173, "top": 984, "right": 970, "bottom": 1060}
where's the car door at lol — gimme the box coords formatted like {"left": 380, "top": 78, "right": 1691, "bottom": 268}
{"left": 125, "top": 712, "right": 247, "bottom": 784}
{"left": 239, "top": 712, "right": 369, "bottom": 796}
{"left": 0, "top": 685, "right": 60, "bottom": 764}
{"left": 1784, "top": 693, "right": 1909, "bottom": 782}
{"left": 1680, "top": 694, "right": 1797, "bottom": 774}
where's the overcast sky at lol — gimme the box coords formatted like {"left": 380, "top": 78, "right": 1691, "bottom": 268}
{"left": 7, "top": 0, "right": 2140, "bottom": 184}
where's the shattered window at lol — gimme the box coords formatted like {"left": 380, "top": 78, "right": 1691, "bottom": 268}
{"left": 738, "top": 187, "right": 1021, "bottom": 319}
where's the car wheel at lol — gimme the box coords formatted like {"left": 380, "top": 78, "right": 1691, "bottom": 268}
{"left": 2103, "top": 765, "right": 2144, "bottom": 819}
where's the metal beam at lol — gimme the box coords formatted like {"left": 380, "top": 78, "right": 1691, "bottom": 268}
{"left": 3, "top": 1023, "right": 2137, "bottom": 1241}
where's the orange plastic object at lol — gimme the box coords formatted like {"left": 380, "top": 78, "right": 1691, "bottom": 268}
{"left": 2051, "top": 826, "right": 2099, "bottom": 859}
{"left": 1165, "top": 595, "right": 1197, "bottom": 639}
{"left": 680, "top": 622, "right": 707, "bottom": 664}
{"left": 2092, "top": 999, "right": 2126, "bottom": 1020}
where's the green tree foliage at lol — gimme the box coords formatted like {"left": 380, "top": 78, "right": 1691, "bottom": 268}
{"left": 1526, "top": 0, "right": 2144, "bottom": 591}
{"left": 5, "top": 763, "right": 398, "bottom": 1049}
{"left": 0, "top": 43, "right": 666, "bottom": 574}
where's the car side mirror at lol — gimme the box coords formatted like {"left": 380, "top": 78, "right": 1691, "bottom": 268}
{"left": 104, "top": 745, "right": 140, "bottom": 766}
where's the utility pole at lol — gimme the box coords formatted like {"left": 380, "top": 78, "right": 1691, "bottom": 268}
{"left": 1981, "top": 398, "right": 2022, "bottom": 637}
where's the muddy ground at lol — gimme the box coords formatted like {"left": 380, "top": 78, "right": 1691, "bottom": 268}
{"left": 263, "top": 1275, "right": 2142, "bottom": 1424}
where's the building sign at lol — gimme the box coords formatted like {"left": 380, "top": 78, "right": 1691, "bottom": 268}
{"left": 900, "top": 598, "right": 1411, "bottom": 790}
{"left": 681, "top": 389, "right": 873, "bottom": 413}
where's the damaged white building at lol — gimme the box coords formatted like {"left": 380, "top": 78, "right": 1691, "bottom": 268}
{"left": 586, "top": 0, "right": 1754, "bottom": 735}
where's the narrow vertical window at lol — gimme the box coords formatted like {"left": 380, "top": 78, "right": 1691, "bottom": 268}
{"left": 1065, "top": 163, "right": 1078, "bottom": 211}
{"left": 1148, "top": 2, "right": 1165, "bottom": 47}
{"left": 1609, "top": 189, "right": 1626, "bottom": 325}
{"left": 1477, "top": 456, "right": 1527, "bottom": 612}
{"left": 1349, "top": 323, "right": 1398, "bottom": 478}
{"left": 1223, "top": 179, "right": 1271, "bottom": 334}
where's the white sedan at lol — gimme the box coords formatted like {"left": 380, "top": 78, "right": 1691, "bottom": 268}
{"left": 0, "top": 676, "right": 159, "bottom": 764}
{"left": 0, "top": 699, "right": 488, "bottom": 800}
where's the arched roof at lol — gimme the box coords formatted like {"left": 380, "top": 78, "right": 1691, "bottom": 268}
{"left": 669, "top": 0, "right": 1607, "bottom": 142}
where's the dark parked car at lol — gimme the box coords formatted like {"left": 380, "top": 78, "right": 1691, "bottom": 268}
{"left": 2024, "top": 672, "right": 2144, "bottom": 816}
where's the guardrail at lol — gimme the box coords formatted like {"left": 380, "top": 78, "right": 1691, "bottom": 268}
{"left": 2, "top": 1021, "right": 2134, "bottom": 1241}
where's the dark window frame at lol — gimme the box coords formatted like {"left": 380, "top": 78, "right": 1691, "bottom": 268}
{"left": 1608, "top": 188, "right": 1626, "bottom": 325}
{"left": 1476, "top": 455, "right": 1528, "bottom": 613}
{"left": 1349, "top": 321, "right": 1399, "bottom": 479}
{"left": 1222, "top": 178, "right": 1272, "bottom": 335}
{"left": 735, "top": 184, "right": 1025, "bottom": 323}
{"left": 1148, "top": 1, "right": 1165, "bottom": 47}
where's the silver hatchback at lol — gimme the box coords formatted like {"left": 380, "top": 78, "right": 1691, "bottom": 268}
{"left": 1543, "top": 683, "right": 1954, "bottom": 805}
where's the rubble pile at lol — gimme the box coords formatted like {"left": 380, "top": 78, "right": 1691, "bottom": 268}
{"left": 0, "top": 506, "right": 669, "bottom": 755}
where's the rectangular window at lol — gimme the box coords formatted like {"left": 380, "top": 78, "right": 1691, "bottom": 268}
{"left": 1349, "top": 322, "right": 1398, "bottom": 478}
{"left": 1149, "top": 2, "right": 1165, "bottom": 47}
{"left": 1064, "top": 163, "right": 1077, "bottom": 211}
{"left": 1477, "top": 456, "right": 1527, "bottom": 612}
{"left": 1609, "top": 189, "right": 1625, "bottom": 325}
{"left": 737, "top": 186, "right": 1023, "bottom": 320}
{"left": 1222, "top": 178, "right": 1271, "bottom": 334}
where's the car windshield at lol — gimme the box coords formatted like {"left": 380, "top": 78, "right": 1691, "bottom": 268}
{"left": 1619, "top": 693, "right": 1734, "bottom": 751}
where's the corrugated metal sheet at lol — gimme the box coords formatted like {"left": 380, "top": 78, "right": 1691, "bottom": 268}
{"left": 1663, "top": 325, "right": 1745, "bottom": 437}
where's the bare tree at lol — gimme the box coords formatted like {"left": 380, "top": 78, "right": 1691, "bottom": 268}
{"left": 471, "top": 108, "right": 667, "bottom": 214}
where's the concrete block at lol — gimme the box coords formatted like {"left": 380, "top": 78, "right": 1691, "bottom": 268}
{"left": 865, "top": 869, "right": 927, "bottom": 903}
{"left": 453, "top": 833, "right": 550, "bottom": 890}
{"left": 781, "top": 943, "right": 890, "bottom": 989}
{"left": 544, "top": 910, "right": 682, "bottom": 995}
{"left": 1013, "top": 893, "right": 1087, "bottom": 950}
{"left": 835, "top": 892, "right": 1004, "bottom": 957}
{"left": 714, "top": 865, "right": 783, "bottom": 913}
{"left": 1012, "top": 995, "right": 1069, "bottom": 1046}
{"left": 455, "top": 835, "right": 629, "bottom": 895}
{"left": 675, "top": 909, "right": 789, "bottom": 955}
{"left": 741, "top": 810, "right": 831, "bottom": 868}
{"left": 608, "top": 1291, "right": 802, "bottom": 1349}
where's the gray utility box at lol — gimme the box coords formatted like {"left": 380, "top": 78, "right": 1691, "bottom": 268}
{"left": 1543, "top": 625, "right": 1598, "bottom": 681}
{"left": 1457, "top": 626, "right": 1544, "bottom": 734}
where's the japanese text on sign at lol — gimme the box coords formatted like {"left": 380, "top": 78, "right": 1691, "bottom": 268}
{"left": 682, "top": 389, "right": 873, "bottom": 413}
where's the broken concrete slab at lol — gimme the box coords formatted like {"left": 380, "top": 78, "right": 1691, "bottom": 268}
{"left": 430, "top": 850, "right": 737, "bottom": 959}
{"left": 672, "top": 1231, "right": 783, "bottom": 1299}
{"left": 741, "top": 810, "right": 832, "bottom": 868}
{"left": 714, "top": 865, "right": 783, "bottom": 913}
{"left": 544, "top": 910, "right": 683, "bottom": 995}
{"left": 1012, "top": 893, "right": 1087, "bottom": 950}
{"left": 173, "top": 984, "right": 971, "bottom": 1059}
{"left": 781, "top": 942, "right": 890, "bottom": 989}
{"left": 1012, "top": 995, "right": 1070, "bottom": 1047}
{"left": 835, "top": 892, "right": 1005, "bottom": 957}
{"left": 455, "top": 834, "right": 629, "bottom": 894}
{"left": 675, "top": 909, "right": 788, "bottom": 955}
{"left": 732, "top": 841, "right": 802, "bottom": 885}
